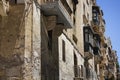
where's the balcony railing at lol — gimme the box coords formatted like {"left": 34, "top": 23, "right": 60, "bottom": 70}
{"left": 41, "top": 0, "right": 74, "bottom": 28}
{"left": 92, "top": 6, "right": 105, "bottom": 36}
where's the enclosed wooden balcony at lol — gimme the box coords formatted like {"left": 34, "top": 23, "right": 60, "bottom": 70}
{"left": 92, "top": 6, "right": 105, "bottom": 36}
{"left": 94, "top": 47, "right": 102, "bottom": 63}
{"left": 0, "top": 0, "right": 9, "bottom": 16}
{"left": 92, "top": 6, "right": 100, "bottom": 27}
{"left": 84, "top": 42, "right": 94, "bottom": 60}
{"left": 84, "top": 26, "right": 94, "bottom": 60}
{"left": 91, "top": 21, "right": 105, "bottom": 36}
{"left": 41, "top": 0, "right": 74, "bottom": 28}
{"left": 98, "top": 19, "right": 105, "bottom": 36}
{"left": 93, "top": 34, "right": 102, "bottom": 63}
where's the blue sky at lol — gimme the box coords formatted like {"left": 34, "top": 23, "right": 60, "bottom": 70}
{"left": 97, "top": 0, "right": 120, "bottom": 64}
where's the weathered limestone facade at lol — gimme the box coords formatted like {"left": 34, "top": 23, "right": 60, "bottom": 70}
{"left": 0, "top": 0, "right": 41, "bottom": 80}
{"left": 0, "top": 0, "right": 119, "bottom": 80}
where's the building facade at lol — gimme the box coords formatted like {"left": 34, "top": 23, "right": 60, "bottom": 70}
{"left": 0, "top": 0, "right": 119, "bottom": 80}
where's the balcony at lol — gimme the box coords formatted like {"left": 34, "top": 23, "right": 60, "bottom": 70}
{"left": 108, "top": 57, "right": 114, "bottom": 63}
{"left": 84, "top": 26, "right": 94, "bottom": 60}
{"left": 0, "top": 0, "right": 9, "bottom": 16}
{"left": 101, "top": 36, "right": 105, "bottom": 44}
{"left": 92, "top": 6, "right": 105, "bottom": 36}
{"left": 104, "top": 69, "right": 109, "bottom": 77}
{"left": 100, "top": 47, "right": 106, "bottom": 54}
{"left": 94, "top": 47, "right": 102, "bottom": 63}
{"left": 41, "top": 0, "right": 74, "bottom": 28}
{"left": 84, "top": 42, "right": 94, "bottom": 60}
{"left": 93, "top": 34, "right": 101, "bottom": 47}
{"left": 92, "top": 6, "right": 100, "bottom": 26}
{"left": 101, "top": 19, "right": 105, "bottom": 31}
{"left": 108, "top": 68, "right": 114, "bottom": 78}
{"left": 93, "top": 34, "right": 102, "bottom": 63}
{"left": 91, "top": 20, "right": 105, "bottom": 36}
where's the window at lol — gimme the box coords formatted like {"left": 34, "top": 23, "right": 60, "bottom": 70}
{"left": 87, "top": 13, "right": 89, "bottom": 20}
{"left": 62, "top": 40, "right": 66, "bottom": 62}
{"left": 81, "top": 65, "right": 84, "bottom": 77}
{"left": 84, "top": 27, "right": 94, "bottom": 53}
{"left": 84, "top": 27, "right": 93, "bottom": 44}
{"left": 48, "top": 30, "right": 52, "bottom": 50}
{"left": 73, "top": 35, "right": 78, "bottom": 44}
{"left": 72, "top": 0, "right": 78, "bottom": 25}
{"left": 74, "top": 52, "right": 80, "bottom": 77}
{"left": 83, "top": 4, "right": 85, "bottom": 14}
{"left": 92, "top": 7, "right": 100, "bottom": 25}
{"left": 74, "top": 52, "right": 77, "bottom": 65}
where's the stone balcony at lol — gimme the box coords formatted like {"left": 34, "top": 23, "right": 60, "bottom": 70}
{"left": 41, "top": 0, "right": 74, "bottom": 28}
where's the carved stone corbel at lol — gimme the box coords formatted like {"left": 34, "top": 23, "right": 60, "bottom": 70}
{"left": 46, "top": 16, "right": 57, "bottom": 31}
{"left": 0, "top": 0, "right": 9, "bottom": 16}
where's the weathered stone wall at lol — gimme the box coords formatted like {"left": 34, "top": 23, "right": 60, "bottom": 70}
{"left": 0, "top": 4, "right": 24, "bottom": 59}
{"left": 0, "top": 1, "right": 41, "bottom": 80}
{"left": 41, "top": 14, "right": 60, "bottom": 80}
{"left": 22, "top": 1, "right": 41, "bottom": 80}
{"left": 0, "top": 4, "right": 25, "bottom": 80}
{"left": 58, "top": 33, "right": 74, "bottom": 80}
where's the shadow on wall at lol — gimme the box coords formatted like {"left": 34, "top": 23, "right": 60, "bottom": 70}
{"left": 0, "top": 3, "right": 25, "bottom": 68}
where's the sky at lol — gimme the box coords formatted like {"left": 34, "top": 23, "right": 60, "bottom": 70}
{"left": 97, "top": 0, "right": 120, "bottom": 64}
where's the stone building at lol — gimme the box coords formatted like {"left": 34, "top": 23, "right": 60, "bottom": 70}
{"left": 0, "top": 0, "right": 119, "bottom": 80}
{"left": 101, "top": 38, "right": 118, "bottom": 80}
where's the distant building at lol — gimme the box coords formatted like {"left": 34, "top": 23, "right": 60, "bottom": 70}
{"left": 0, "top": 0, "right": 119, "bottom": 80}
